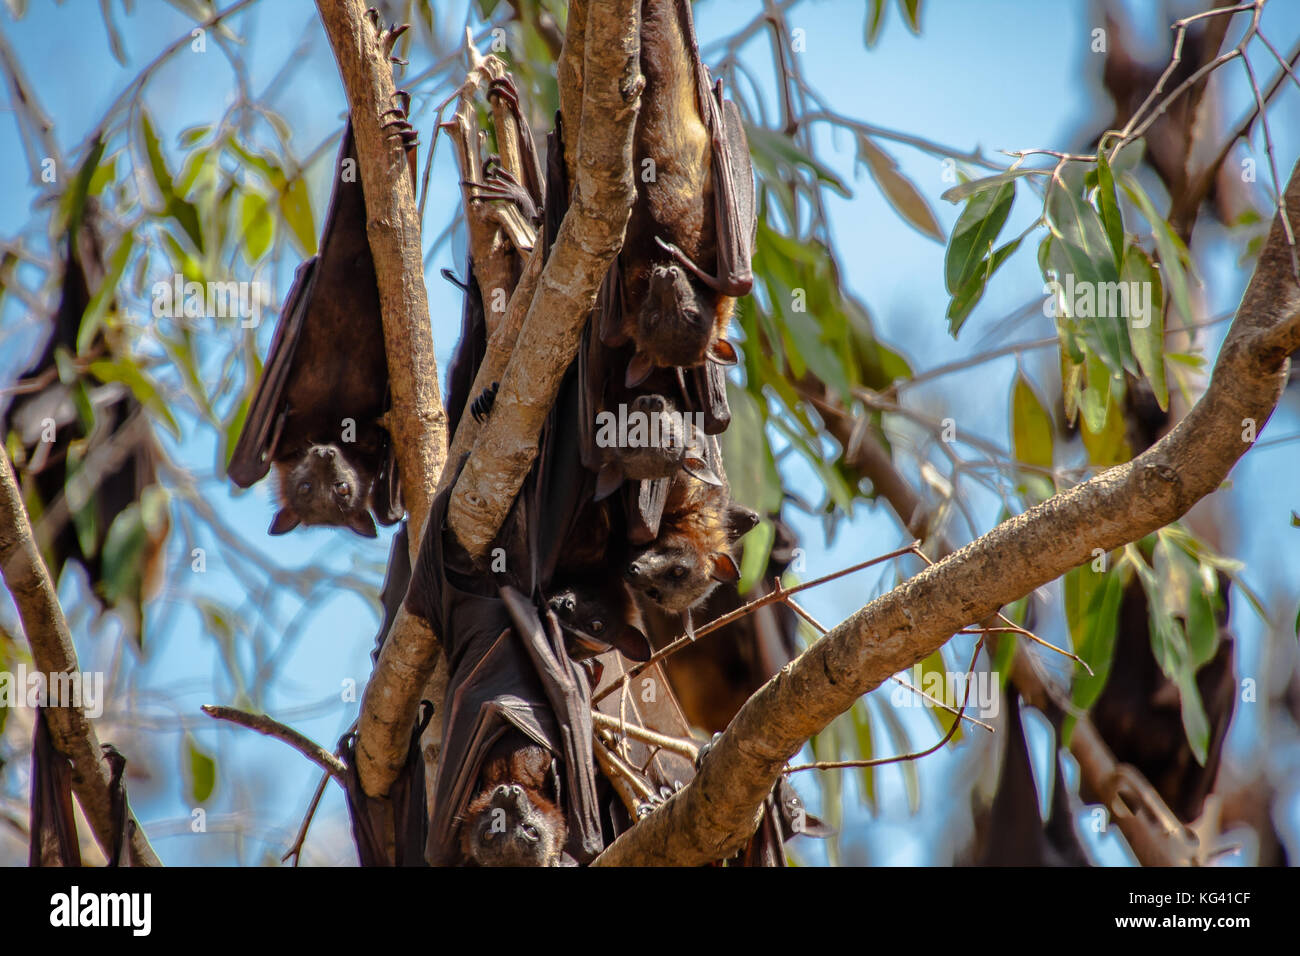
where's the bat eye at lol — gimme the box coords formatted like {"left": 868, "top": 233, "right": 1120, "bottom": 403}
{"left": 334, "top": 481, "right": 351, "bottom": 497}
{"left": 670, "top": 566, "right": 689, "bottom": 580}
{"left": 589, "top": 619, "right": 605, "bottom": 634}
{"left": 297, "top": 480, "right": 312, "bottom": 496}
{"left": 522, "top": 825, "right": 540, "bottom": 843}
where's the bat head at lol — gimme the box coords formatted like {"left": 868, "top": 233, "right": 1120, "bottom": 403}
{"left": 463, "top": 782, "right": 567, "bottom": 867}
{"left": 623, "top": 503, "right": 757, "bottom": 613}
{"left": 632, "top": 263, "right": 714, "bottom": 374}
{"left": 549, "top": 582, "right": 651, "bottom": 662}
{"left": 271, "top": 444, "right": 377, "bottom": 538}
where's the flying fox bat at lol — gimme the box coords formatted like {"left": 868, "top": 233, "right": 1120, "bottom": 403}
{"left": 226, "top": 100, "right": 418, "bottom": 538}
{"left": 622, "top": 433, "right": 757, "bottom": 618}
{"left": 605, "top": 0, "right": 755, "bottom": 386}
{"left": 642, "top": 513, "right": 802, "bottom": 732}
{"left": 404, "top": 473, "right": 604, "bottom": 865}
{"left": 543, "top": 111, "right": 727, "bottom": 514}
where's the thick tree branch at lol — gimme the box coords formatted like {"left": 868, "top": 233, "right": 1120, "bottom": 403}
{"left": 811, "top": 393, "right": 1198, "bottom": 865}
{"left": 314, "top": 0, "right": 446, "bottom": 546}
{"left": 0, "top": 458, "right": 160, "bottom": 866}
{"left": 594, "top": 161, "right": 1300, "bottom": 866}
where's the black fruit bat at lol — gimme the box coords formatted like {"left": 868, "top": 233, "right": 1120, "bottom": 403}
{"left": 973, "top": 687, "right": 1090, "bottom": 867}
{"left": 606, "top": 0, "right": 756, "bottom": 385}
{"left": 28, "top": 708, "right": 82, "bottom": 867}
{"left": 405, "top": 478, "right": 603, "bottom": 866}
{"left": 227, "top": 102, "right": 418, "bottom": 538}
{"left": 2, "top": 197, "right": 166, "bottom": 633}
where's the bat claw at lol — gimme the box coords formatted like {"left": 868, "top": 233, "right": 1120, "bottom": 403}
{"left": 470, "top": 382, "right": 499, "bottom": 424}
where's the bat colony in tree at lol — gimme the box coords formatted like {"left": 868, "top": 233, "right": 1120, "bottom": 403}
{"left": 223, "top": 2, "right": 824, "bottom": 866}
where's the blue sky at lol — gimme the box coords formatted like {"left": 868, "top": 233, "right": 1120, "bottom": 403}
{"left": 2, "top": 0, "right": 1298, "bottom": 865}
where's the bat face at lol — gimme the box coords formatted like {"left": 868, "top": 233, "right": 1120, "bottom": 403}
{"left": 549, "top": 582, "right": 651, "bottom": 662}
{"left": 271, "top": 444, "right": 377, "bottom": 538}
{"left": 633, "top": 263, "right": 715, "bottom": 369}
{"left": 463, "top": 783, "right": 567, "bottom": 867}
{"left": 624, "top": 532, "right": 737, "bottom": 613}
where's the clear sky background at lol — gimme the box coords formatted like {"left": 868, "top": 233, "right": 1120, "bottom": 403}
{"left": 2, "top": 0, "right": 1298, "bottom": 866}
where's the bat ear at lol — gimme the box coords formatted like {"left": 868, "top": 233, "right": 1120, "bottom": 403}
{"left": 706, "top": 338, "right": 738, "bottom": 366}
{"left": 725, "top": 503, "right": 760, "bottom": 540}
{"left": 347, "top": 510, "right": 379, "bottom": 538}
{"left": 268, "top": 508, "right": 300, "bottom": 535}
{"left": 594, "top": 462, "right": 623, "bottom": 501}
{"left": 625, "top": 352, "right": 654, "bottom": 388}
{"left": 710, "top": 552, "right": 741, "bottom": 583}
{"left": 681, "top": 454, "right": 722, "bottom": 487}
{"left": 610, "top": 623, "right": 652, "bottom": 662}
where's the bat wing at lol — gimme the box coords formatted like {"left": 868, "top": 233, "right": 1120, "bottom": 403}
{"left": 685, "top": 360, "right": 731, "bottom": 434}
{"left": 341, "top": 701, "right": 431, "bottom": 866}
{"left": 667, "top": 0, "right": 755, "bottom": 298}
{"left": 28, "top": 708, "right": 81, "bottom": 867}
{"left": 226, "top": 255, "right": 318, "bottom": 487}
{"left": 542, "top": 115, "right": 567, "bottom": 259}
{"left": 501, "top": 585, "right": 603, "bottom": 863}
{"left": 625, "top": 476, "right": 669, "bottom": 545}
{"left": 444, "top": 252, "right": 488, "bottom": 441}
{"left": 707, "top": 91, "right": 757, "bottom": 296}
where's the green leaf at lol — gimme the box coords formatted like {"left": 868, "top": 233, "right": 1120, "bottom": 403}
{"left": 278, "top": 174, "right": 316, "bottom": 256}
{"left": 746, "top": 125, "right": 849, "bottom": 197}
{"left": 1122, "top": 244, "right": 1168, "bottom": 409}
{"left": 865, "top": 0, "right": 888, "bottom": 46}
{"left": 238, "top": 191, "right": 274, "bottom": 264}
{"left": 737, "top": 518, "right": 774, "bottom": 595}
{"left": 858, "top": 136, "right": 943, "bottom": 241}
{"left": 1045, "top": 179, "right": 1133, "bottom": 376}
{"left": 77, "top": 233, "right": 134, "bottom": 354}
{"left": 87, "top": 358, "right": 182, "bottom": 439}
{"left": 947, "top": 235, "right": 1021, "bottom": 335}
{"left": 1067, "top": 562, "right": 1125, "bottom": 715}
{"left": 1011, "top": 373, "right": 1054, "bottom": 470}
{"left": 1120, "top": 172, "right": 1196, "bottom": 325}
{"left": 185, "top": 733, "right": 217, "bottom": 804}
{"left": 940, "top": 168, "right": 1039, "bottom": 204}
{"left": 897, "top": 0, "right": 921, "bottom": 32}
{"left": 1095, "top": 149, "right": 1125, "bottom": 273}
{"left": 1078, "top": 347, "right": 1113, "bottom": 434}
{"left": 944, "top": 180, "right": 1014, "bottom": 295}
{"left": 139, "top": 111, "right": 175, "bottom": 204}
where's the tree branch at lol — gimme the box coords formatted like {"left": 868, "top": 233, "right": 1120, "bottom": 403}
{"left": 313, "top": 0, "right": 447, "bottom": 546}
{"left": 201, "top": 705, "right": 346, "bottom": 778}
{"left": 0, "top": 457, "right": 160, "bottom": 866}
{"left": 593, "top": 160, "right": 1300, "bottom": 866}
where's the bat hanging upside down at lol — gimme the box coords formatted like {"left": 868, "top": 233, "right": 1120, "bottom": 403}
{"left": 226, "top": 86, "right": 419, "bottom": 537}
